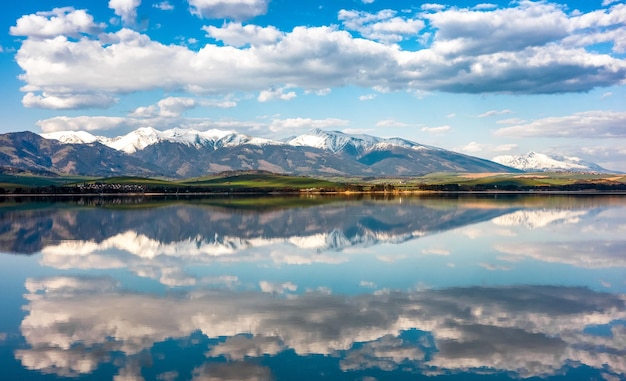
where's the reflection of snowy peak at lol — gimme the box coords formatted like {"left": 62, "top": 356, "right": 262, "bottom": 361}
{"left": 286, "top": 128, "right": 431, "bottom": 155}
{"left": 492, "top": 152, "right": 610, "bottom": 173}
{"left": 41, "top": 227, "right": 428, "bottom": 262}
{"left": 492, "top": 209, "right": 588, "bottom": 229}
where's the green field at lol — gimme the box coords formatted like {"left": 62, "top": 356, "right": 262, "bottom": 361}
{"left": 1, "top": 170, "right": 625, "bottom": 194}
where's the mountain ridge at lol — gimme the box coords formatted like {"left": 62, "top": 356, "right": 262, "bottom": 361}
{"left": 2, "top": 128, "right": 518, "bottom": 178}
{"left": 493, "top": 151, "right": 614, "bottom": 173}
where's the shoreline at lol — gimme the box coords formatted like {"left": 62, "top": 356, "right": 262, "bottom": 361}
{"left": 3, "top": 190, "right": 626, "bottom": 197}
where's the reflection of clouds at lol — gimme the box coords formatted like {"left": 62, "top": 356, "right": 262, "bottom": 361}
{"left": 192, "top": 362, "right": 273, "bottom": 381}
{"left": 495, "top": 241, "right": 626, "bottom": 268}
{"left": 340, "top": 334, "right": 426, "bottom": 371}
{"left": 18, "top": 277, "right": 626, "bottom": 378}
{"left": 492, "top": 209, "right": 588, "bottom": 229}
{"left": 259, "top": 281, "right": 297, "bottom": 294}
{"left": 208, "top": 335, "right": 285, "bottom": 361}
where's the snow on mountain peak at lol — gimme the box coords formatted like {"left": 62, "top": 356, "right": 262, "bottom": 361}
{"left": 41, "top": 130, "right": 99, "bottom": 144}
{"left": 492, "top": 152, "right": 609, "bottom": 173}
{"left": 287, "top": 129, "right": 429, "bottom": 154}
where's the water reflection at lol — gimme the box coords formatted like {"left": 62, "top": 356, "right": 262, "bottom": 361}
{"left": 2, "top": 195, "right": 626, "bottom": 380}
{"left": 18, "top": 275, "right": 626, "bottom": 379}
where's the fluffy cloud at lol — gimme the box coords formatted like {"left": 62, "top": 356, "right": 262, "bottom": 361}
{"left": 9, "top": 7, "right": 104, "bottom": 39}
{"left": 257, "top": 87, "right": 297, "bottom": 102}
{"left": 268, "top": 117, "right": 348, "bottom": 133}
{"left": 188, "top": 0, "right": 269, "bottom": 21}
{"left": 109, "top": 0, "right": 141, "bottom": 25}
{"left": 154, "top": 1, "right": 174, "bottom": 11}
{"left": 478, "top": 109, "right": 512, "bottom": 118}
{"left": 420, "top": 125, "right": 450, "bottom": 134}
{"left": 203, "top": 23, "right": 283, "bottom": 47}
{"left": 494, "top": 111, "right": 626, "bottom": 138}
{"left": 339, "top": 9, "right": 425, "bottom": 43}
{"left": 23, "top": 92, "right": 116, "bottom": 109}
{"left": 37, "top": 116, "right": 131, "bottom": 132}
{"left": 11, "top": 2, "right": 626, "bottom": 110}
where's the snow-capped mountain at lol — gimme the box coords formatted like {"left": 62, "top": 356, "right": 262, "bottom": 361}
{"left": 42, "top": 127, "right": 278, "bottom": 154}
{"left": 1, "top": 128, "right": 517, "bottom": 178}
{"left": 286, "top": 128, "right": 432, "bottom": 155}
{"left": 492, "top": 152, "right": 611, "bottom": 173}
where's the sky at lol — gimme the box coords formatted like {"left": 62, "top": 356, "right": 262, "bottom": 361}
{"left": 1, "top": 0, "right": 625, "bottom": 170}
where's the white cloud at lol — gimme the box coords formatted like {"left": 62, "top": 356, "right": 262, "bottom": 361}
{"left": 9, "top": 7, "right": 104, "bottom": 39}
{"left": 188, "top": 0, "right": 269, "bottom": 21}
{"left": 203, "top": 22, "right": 283, "bottom": 47}
{"left": 155, "top": 96, "right": 197, "bottom": 117}
{"left": 359, "top": 94, "right": 376, "bottom": 101}
{"left": 493, "top": 143, "right": 517, "bottom": 152}
{"left": 258, "top": 87, "right": 297, "bottom": 102}
{"left": 457, "top": 141, "right": 484, "bottom": 153}
{"left": 601, "top": 91, "right": 613, "bottom": 99}
{"left": 496, "top": 118, "right": 526, "bottom": 125}
{"left": 376, "top": 119, "right": 409, "bottom": 127}
{"left": 37, "top": 116, "right": 131, "bottom": 132}
{"left": 268, "top": 118, "right": 349, "bottom": 133}
{"left": 154, "top": 1, "right": 174, "bottom": 11}
{"left": 420, "top": 125, "right": 450, "bottom": 134}
{"left": 495, "top": 111, "right": 626, "bottom": 138}
{"left": 11, "top": 3, "right": 626, "bottom": 110}
{"left": 456, "top": 141, "right": 516, "bottom": 155}
{"left": 421, "top": 4, "right": 445, "bottom": 12}
{"left": 478, "top": 109, "right": 512, "bottom": 118}
{"left": 602, "top": 0, "right": 619, "bottom": 6}
{"left": 473, "top": 3, "right": 497, "bottom": 10}
{"left": 109, "top": 0, "right": 141, "bottom": 25}
{"left": 22, "top": 92, "right": 116, "bottom": 109}
{"left": 338, "top": 9, "right": 425, "bottom": 43}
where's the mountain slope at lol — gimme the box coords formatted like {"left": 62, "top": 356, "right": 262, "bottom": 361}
{"left": 3, "top": 128, "right": 518, "bottom": 178}
{"left": 0, "top": 131, "right": 164, "bottom": 177}
{"left": 493, "top": 152, "right": 612, "bottom": 173}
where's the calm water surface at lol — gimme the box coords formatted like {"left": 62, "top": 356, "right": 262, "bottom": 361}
{"left": 0, "top": 194, "right": 625, "bottom": 380}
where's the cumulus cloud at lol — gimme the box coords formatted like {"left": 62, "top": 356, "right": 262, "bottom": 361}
{"left": 154, "top": 1, "right": 174, "bottom": 11}
{"left": 203, "top": 23, "right": 283, "bottom": 47}
{"left": 188, "top": 0, "right": 269, "bottom": 21}
{"left": 109, "top": 0, "right": 141, "bottom": 25}
{"left": 9, "top": 7, "right": 104, "bottom": 39}
{"left": 359, "top": 94, "right": 376, "bottom": 101}
{"left": 338, "top": 9, "right": 425, "bottom": 43}
{"left": 420, "top": 125, "right": 450, "bottom": 134}
{"left": 478, "top": 109, "right": 512, "bottom": 118}
{"left": 268, "top": 117, "right": 348, "bottom": 133}
{"left": 22, "top": 92, "right": 116, "bottom": 109}
{"left": 257, "top": 87, "right": 297, "bottom": 102}
{"left": 494, "top": 111, "right": 626, "bottom": 138}
{"left": 37, "top": 116, "right": 131, "bottom": 132}
{"left": 376, "top": 119, "right": 409, "bottom": 127}
{"left": 10, "top": 2, "right": 626, "bottom": 110}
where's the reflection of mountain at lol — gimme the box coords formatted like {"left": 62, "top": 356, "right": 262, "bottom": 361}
{"left": 491, "top": 209, "right": 589, "bottom": 228}
{"left": 18, "top": 276, "right": 626, "bottom": 379}
{"left": 0, "top": 197, "right": 517, "bottom": 255}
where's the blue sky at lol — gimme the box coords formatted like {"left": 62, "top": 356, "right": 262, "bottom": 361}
{"left": 1, "top": 0, "right": 626, "bottom": 170}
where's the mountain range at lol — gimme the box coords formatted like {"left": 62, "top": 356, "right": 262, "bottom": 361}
{"left": 492, "top": 151, "right": 613, "bottom": 173}
{"left": 0, "top": 128, "right": 516, "bottom": 178}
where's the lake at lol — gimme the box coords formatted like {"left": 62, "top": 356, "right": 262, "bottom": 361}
{"left": 0, "top": 194, "right": 625, "bottom": 380}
